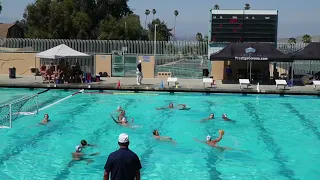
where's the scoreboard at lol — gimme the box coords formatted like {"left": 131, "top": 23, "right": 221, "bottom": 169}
{"left": 210, "top": 10, "right": 278, "bottom": 43}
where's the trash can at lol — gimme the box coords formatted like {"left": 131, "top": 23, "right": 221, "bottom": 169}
{"left": 9, "top": 67, "right": 16, "bottom": 79}
{"left": 96, "top": 74, "right": 101, "bottom": 82}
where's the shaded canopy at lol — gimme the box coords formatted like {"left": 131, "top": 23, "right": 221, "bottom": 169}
{"left": 36, "top": 44, "right": 90, "bottom": 59}
{"left": 210, "top": 43, "right": 291, "bottom": 62}
{"left": 290, "top": 42, "right": 320, "bottom": 60}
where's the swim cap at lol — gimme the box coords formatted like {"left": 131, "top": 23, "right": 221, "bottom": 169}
{"left": 122, "top": 117, "right": 127, "bottom": 122}
{"left": 222, "top": 113, "right": 227, "bottom": 117}
{"left": 206, "top": 135, "right": 211, "bottom": 141}
{"left": 75, "top": 145, "right": 82, "bottom": 152}
{"left": 117, "top": 106, "right": 122, "bottom": 110}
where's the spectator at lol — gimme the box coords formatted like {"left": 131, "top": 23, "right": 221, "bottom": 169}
{"left": 136, "top": 60, "right": 143, "bottom": 85}
{"left": 104, "top": 133, "right": 142, "bottom": 180}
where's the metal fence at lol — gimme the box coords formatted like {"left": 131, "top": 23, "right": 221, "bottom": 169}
{"left": 0, "top": 38, "right": 208, "bottom": 55}
{"left": 0, "top": 38, "right": 319, "bottom": 78}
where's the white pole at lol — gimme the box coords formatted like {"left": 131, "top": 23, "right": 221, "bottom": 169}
{"left": 291, "top": 61, "right": 294, "bottom": 86}
{"left": 9, "top": 104, "right": 12, "bottom": 128}
{"left": 154, "top": 24, "right": 157, "bottom": 56}
{"left": 249, "top": 61, "right": 252, "bottom": 81}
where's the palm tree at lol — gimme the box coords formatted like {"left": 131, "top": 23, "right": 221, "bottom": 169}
{"left": 203, "top": 35, "right": 208, "bottom": 42}
{"left": 0, "top": 2, "right": 2, "bottom": 14}
{"left": 196, "top": 32, "right": 203, "bottom": 41}
{"left": 302, "top": 34, "right": 312, "bottom": 43}
{"left": 213, "top": 4, "right": 220, "bottom": 10}
{"left": 288, "top": 37, "right": 297, "bottom": 44}
{"left": 152, "top": 9, "right": 156, "bottom": 20}
{"left": 244, "top": 3, "right": 250, "bottom": 10}
{"left": 144, "top": 9, "right": 150, "bottom": 29}
{"left": 173, "top": 10, "right": 179, "bottom": 40}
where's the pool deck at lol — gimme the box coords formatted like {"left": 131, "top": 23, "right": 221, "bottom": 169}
{"left": 0, "top": 75, "right": 319, "bottom": 95}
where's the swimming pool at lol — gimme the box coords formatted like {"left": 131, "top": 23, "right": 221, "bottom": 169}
{"left": 0, "top": 89, "right": 319, "bottom": 180}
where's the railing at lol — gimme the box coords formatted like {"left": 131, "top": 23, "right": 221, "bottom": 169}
{"left": 0, "top": 38, "right": 318, "bottom": 77}
{"left": 0, "top": 38, "right": 209, "bottom": 55}
{"left": 0, "top": 38, "right": 309, "bottom": 55}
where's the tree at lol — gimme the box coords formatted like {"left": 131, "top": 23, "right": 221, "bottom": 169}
{"left": 147, "top": 19, "right": 172, "bottom": 41}
{"left": 196, "top": 32, "right": 203, "bottom": 41}
{"left": 203, "top": 35, "right": 208, "bottom": 42}
{"left": 302, "top": 34, "right": 312, "bottom": 43}
{"left": 20, "top": 0, "right": 148, "bottom": 40}
{"left": 0, "top": 1, "right": 2, "bottom": 14}
{"left": 99, "top": 14, "right": 146, "bottom": 40}
{"left": 152, "top": 9, "right": 156, "bottom": 20}
{"left": 244, "top": 3, "right": 250, "bottom": 10}
{"left": 288, "top": 37, "right": 297, "bottom": 44}
{"left": 145, "top": 9, "right": 150, "bottom": 29}
{"left": 213, "top": 4, "right": 220, "bottom": 10}
{"left": 173, "top": 10, "right": 179, "bottom": 40}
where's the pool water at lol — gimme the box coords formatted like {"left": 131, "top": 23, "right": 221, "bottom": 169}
{"left": 0, "top": 90, "right": 319, "bottom": 180}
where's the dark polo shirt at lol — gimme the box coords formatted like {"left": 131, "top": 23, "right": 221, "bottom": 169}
{"left": 104, "top": 148, "right": 142, "bottom": 180}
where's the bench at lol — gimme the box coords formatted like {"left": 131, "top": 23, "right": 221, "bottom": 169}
{"left": 313, "top": 80, "right": 320, "bottom": 90}
{"left": 167, "top": 77, "right": 178, "bottom": 87}
{"left": 203, "top": 78, "right": 214, "bottom": 87}
{"left": 275, "top": 79, "right": 287, "bottom": 89}
{"left": 239, "top": 79, "right": 251, "bottom": 89}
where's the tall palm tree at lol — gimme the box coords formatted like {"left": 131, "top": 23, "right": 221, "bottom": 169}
{"left": 0, "top": 2, "right": 2, "bottom": 14}
{"left": 213, "top": 4, "right": 220, "bottom": 10}
{"left": 152, "top": 9, "right": 156, "bottom": 20}
{"left": 302, "top": 34, "right": 312, "bottom": 43}
{"left": 288, "top": 37, "right": 297, "bottom": 44}
{"left": 173, "top": 10, "right": 179, "bottom": 40}
{"left": 144, "top": 9, "right": 150, "bottom": 29}
{"left": 196, "top": 32, "right": 203, "bottom": 41}
{"left": 244, "top": 3, "right": 250, "bottom": 10}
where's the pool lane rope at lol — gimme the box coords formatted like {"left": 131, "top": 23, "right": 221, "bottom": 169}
{"left": 18, "top": 89, "right": 84, "bottom": 115}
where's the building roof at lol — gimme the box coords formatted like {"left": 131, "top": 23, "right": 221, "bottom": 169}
{"left": 0, "top": 24, "right": 14, "bottom": 38}
{"left": 210, "top": 43, "right": 292, "bottom": 62}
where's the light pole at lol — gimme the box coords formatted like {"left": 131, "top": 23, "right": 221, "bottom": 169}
{"left": 153, "top": 24, "right": 158, "bottom": 56}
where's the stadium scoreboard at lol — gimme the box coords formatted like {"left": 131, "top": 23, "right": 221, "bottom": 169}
{"left": 209, "top": 9, "right": 278, "bottom": 43}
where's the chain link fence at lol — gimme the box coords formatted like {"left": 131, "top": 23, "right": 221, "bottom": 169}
{"left": 0, "top": 38, "right": 318, "bottom": 78}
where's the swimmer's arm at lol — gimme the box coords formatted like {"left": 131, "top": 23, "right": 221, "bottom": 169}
{"left": 89, "top": 152, "right": 99, "bottom": 156}
{"left": 156, "top": 107, "right": 166, "bottom": 110}
{"left": 110, "top": 115, "right": 121, "bottom": 124}
{"left": 194, "top": 138, "right": 206, "bottom": 143}
{"left": 178, "top": 104, "right": 186, "bottom": 107}
{"left": 160, "top": 136, "right": 172, "bottom": 140}
{"left": 213, "top": 135, "right": 223, "bottom": 143}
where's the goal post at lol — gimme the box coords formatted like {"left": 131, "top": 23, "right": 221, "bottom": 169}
{"left": 0, "top": 94, "right": 39, "bottom": 128}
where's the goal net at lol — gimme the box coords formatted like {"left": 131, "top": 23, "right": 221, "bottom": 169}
{"left": 0, "top": 94, "right": 39, "bottom": 128}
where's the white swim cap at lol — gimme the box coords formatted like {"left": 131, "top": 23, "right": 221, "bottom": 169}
{"left": 117, "top": 106, "right": 122, "bottom": 110}
{"left": 223, "top": 113, "right": 227, "bottom": 117}
{"left": 122, "top": 117, "right": 127, "bottom": 122}
{"left": 206, "top": 135, "right": 211, "bottom": 141}
{"left": 75, "top": 145, "right": 82, "bottom": 152}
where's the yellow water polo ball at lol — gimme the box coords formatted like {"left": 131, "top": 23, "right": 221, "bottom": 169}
{"left": 219, "top": 130, "right": 225, "bottom": 135}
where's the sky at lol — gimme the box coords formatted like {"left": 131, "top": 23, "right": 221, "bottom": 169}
{"left": 1, "top": 0, "right": 320, "bottom": 38}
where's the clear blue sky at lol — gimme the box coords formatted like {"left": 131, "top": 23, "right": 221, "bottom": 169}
{"left": 1, "top": 0, "right": 320, "bottom": 38}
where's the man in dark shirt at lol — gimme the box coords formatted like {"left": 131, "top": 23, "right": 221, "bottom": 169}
{"left": 136, "top": 60, "right": 143, "bottom": 85}
{"left": 104, "top": 133, "right": 142, "bottom": 180}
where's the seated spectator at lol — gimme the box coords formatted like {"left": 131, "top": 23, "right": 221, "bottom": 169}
{"left": 49, "top": 62, "right": 56, "bottom": 72}
{"left": 40, "top": 64, "right": 47, "bottom": 74}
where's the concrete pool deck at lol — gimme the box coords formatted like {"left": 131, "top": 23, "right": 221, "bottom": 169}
{"left": 0, "top": 75, "right": 319, "bottom": 95}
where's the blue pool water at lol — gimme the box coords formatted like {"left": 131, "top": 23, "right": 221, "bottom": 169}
{"left": 0, "top": 89, "right": 320, "bottom": 180}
